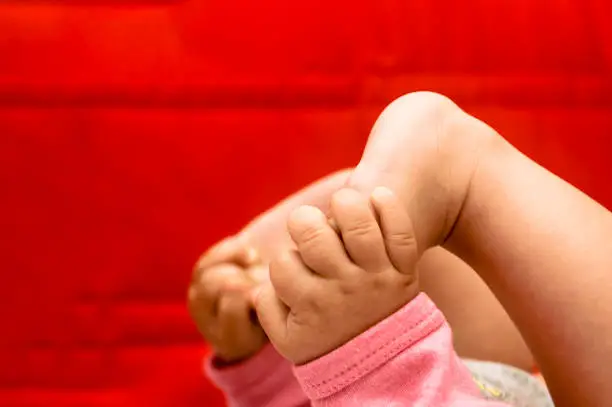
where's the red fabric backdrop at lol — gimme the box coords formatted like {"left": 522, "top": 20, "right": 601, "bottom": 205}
{"left": 1, "top": 1, "right": 611, "bottom": 406}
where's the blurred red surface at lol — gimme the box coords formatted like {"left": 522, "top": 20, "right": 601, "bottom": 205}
{"left": 1, "top": 0, "right": 611, "bottom": 405}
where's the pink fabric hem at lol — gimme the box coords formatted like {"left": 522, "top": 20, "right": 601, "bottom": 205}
{"left": 294, "top": 292, "right": 443, "bottom": 399}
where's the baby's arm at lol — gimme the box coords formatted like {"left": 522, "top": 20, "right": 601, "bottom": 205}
{"left": 349, "top": 91, "right": 612, "bottom": 406}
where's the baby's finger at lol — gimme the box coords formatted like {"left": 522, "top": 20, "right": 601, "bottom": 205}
{"left": 287, "top": 206, "right": 354, "bottom": 277}
{"left": 193, "top": 236, "right": 258, "bottom": 281}
{"left": 252, "top": 283, "right": 289, "bottom": 351}
{"left": 328, "top": 217, "right": 340, "bottom": 234}
{"left": 269, "top": 250, "right": 318, "bottom": 307}
{"left": 190, "top": 264, "right": 243, "bottom": 318}
{"left": 218, "top": 291, "right": 261, "bottom": 341}
{"left": 371, "top": 187, "right": 418, "bottom": 274}
{"left": 187, "top": 284, "right": 211, "bottom": 332}
{"left": 331, "top": 188, "right": 390, "bottom": 272}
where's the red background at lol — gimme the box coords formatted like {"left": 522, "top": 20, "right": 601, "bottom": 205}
{"left": 1, "top": 1, "right": 611, "bottom": 406}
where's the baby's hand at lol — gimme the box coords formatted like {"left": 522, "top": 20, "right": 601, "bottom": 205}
{"left": 188, "top": 236, "right": 268, "bottom": 363}
{"left": 253, "top": 187, "right": 419, "bottom": 365}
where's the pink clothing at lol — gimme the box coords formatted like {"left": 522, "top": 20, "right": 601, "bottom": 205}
{"left": 206, "top": 343, "right": 308, "bottom": 407}
{"left": 207, "top": 294, "right": 509, "bottom": 406}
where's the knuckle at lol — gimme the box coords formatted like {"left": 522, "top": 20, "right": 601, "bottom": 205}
{"left": 289, "top": 219, "right": 326, "bottom": 247}
{"left": 370, "top": 273, "right": 393, "bottom": 292}
{"left": 344, "top": 218, "right": 378, "bottom": 240}
{"left": 337, "top": 280, "right": 358, "bottom": 296}
{"left": 297, "top": 224, "right": 327, "bottom": 248}
{"left": 387, "top": 230, "right": 417, "bottom": 248}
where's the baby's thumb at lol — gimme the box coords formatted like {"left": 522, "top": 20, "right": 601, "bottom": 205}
{"left": 251, "top": 283, "right": 290, "bottom": 352}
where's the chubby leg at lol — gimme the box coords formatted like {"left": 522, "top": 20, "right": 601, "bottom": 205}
{"left": 419, "top": 247, "right": 532, "bottom": 370}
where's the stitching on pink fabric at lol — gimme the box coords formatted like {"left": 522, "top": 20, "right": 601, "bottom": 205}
{"left": 303, "top": 308, "right": 444, "bottom": 398}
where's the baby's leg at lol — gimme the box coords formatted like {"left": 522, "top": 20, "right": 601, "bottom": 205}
{"left": 419, "top": 247, "right": 533, "bottom": 370}
{"left": 348, "top": 91, "right": 612, "bottom": 405}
